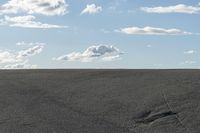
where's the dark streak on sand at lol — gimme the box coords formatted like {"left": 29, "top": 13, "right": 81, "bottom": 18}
{"left": 133, "top": 111, "right": 177, "bottom": 124}
{"left": 0, "top": 69, "right": 199, "bottom": 133}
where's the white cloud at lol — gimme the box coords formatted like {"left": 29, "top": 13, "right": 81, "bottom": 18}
{"left": 0, "top": 51, "right": 21, "bottom": 63}
{"left": 16, "top": 42, "right": 34, "bottom": 46}
{"left": 81, "top": 4, "right": 102, "bottom": 14}
{"left": 16, "top": 42, "right": 45, "bottom": 46}
{"left": 100, "top": 29, "right": 110, "bottom": 33}
{"left": 54, "top": 45, "right": 123, "bottom": 62}
{"left": 115, "top": 26, "right": 192, "bottom": 35}
{"left": 141, "top": 4, "right": 200, "bottom": 14}
{"left": 181, "top": 60, "right": 196, "bottom": 65}
{"left": 147, "top": 44, "right": 152, "bottom": 48}
{"left": 0, "top": 15, "right": 67, "bottom": 29}
{"left": 0, "top": 0, "right": 68, "bottom": 16}
{"left": 184, "top": 50, "right": 196, "bottom": 54}
{"left": 17, "top": 45, "right": 44, "bottom": 58}
{"left": 0, "top": 44, "right": 44, "bottom": 69}
{"left": 3, "top": 60, "right": 37, "bottom": 69}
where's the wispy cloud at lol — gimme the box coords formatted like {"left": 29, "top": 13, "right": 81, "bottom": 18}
{"left": 108, "top": 0, "right": 127, "bottom": 10}
{"left": 141, "top": 4, "right": 200, "bottom": 14}
{"left": 181, "top": 60, "right": 197, "bottom": 65}
{"left": 147, "top": 44, "right": 152, "bottom": 48}
{"left": 3, "top": 60, "right": 37, "bottom": 69}
{"left": 100, "top": 29, "right": 110, "bottom": 33}
{"left": 54, "top": 45, "right": 123, "bottom": 62}
{"left": 184, "top": 50, "right": 196, "bottom": 54}
{"left": 115, "top": 26, "right": 193, "bottom": 35}
{"left": 0, "top": 15, "right": 67, "bottom": 29}
{"left": 16, "top": 42, "right": 45, "bottom": 46}
{"left": 0, "top": 43, "right": 44, "bottom": 69}
{"left": 81, "top": 4, "right": 102, "bottom": 14}
{"left": 0, "top": 0, "right": 68, "bottom": 16}
{"left": 0, "top": 44, "right": 44, "bottom": 63}
{"left": 17, "top": 45, "right": 44, "bottom": 58}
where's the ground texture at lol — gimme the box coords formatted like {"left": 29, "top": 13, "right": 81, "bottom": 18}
{"left": 0, "top": 70, "right": 199, "bottom": 133}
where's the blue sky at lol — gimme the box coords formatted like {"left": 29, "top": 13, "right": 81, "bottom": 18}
{"left": 0, "top": 0, "right": 200, "bottom": 69}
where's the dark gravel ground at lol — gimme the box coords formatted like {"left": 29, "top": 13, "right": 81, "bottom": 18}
{"left": 0, "top": 69, "right": 199, "bottom": 133}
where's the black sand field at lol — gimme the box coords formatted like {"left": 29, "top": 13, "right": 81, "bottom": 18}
{"left": 0, "top": 70, "right": 199, "bottom": 133}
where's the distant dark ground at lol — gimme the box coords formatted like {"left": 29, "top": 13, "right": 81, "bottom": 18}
{"left": 0, "top": 69, "right": 199, "bottom": 133}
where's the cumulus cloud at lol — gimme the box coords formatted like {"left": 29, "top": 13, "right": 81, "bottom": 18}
{"left": 184, "top": 50, "right": 196, "bottom": 54}
{"left": 54, "top": 45, "right": 123, "bottom": 62}
{"left": 0, "top": 0, "right": 68, "bottom": 16}
{"left": 0, "top": 15, "right": 67, "bottom": 29}
{"left": 115, "top": 26, "right": 192, "bottom": 35}
{"left": 141, "top": 4, "right": 200, "bottom": 14}
{"left": 0, "top": 44, "right": 44, "bottom": 69}
{"left": 81, "top": 4, "right": 102, "bottom": 14}
{"left": 0, "top": 51, "right": 20, "bottom": 63}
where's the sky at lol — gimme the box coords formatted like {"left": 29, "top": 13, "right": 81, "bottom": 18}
{"left": 0, "top": 0, "right": 200, "bottom": 69}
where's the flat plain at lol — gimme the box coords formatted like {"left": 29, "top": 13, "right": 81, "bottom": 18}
{"left": 0, "top": 69, "right": 199, "bottom": 133}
